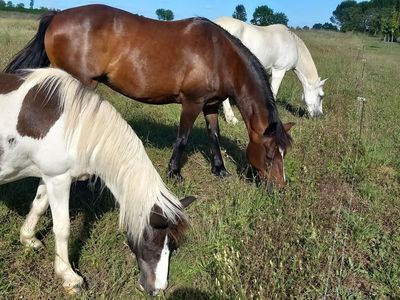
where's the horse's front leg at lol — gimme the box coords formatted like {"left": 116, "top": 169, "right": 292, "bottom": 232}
{"left": 203, "top": 104, "right": 230, "bottom": 177}
{"left": 168, "top": 102, "right": 203, "bottom": 181}
{"left": 43, "top": 173, "right": 83, "bottom": 294}
{"left": 20, "top": 180, "right": 48, "bottom": 248}
{"left": 270, "top": 68, "right": 286, "bottom": 100}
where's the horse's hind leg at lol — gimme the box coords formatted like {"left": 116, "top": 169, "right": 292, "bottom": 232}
{"left": 43, "top": 173, "right": 83, "bottom": 294}
{"left": 168, "top": 102, "right": 203, "bottom": 181}
{"left": 20, "top": 180, "right": 49, "bottom": 248}
{"left": 203, "top": 104, "right": 229, "bottom": 177}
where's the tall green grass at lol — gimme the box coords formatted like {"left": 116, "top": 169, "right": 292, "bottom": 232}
{"left": 0, "top": 14, "right": 399, "bottom": 299}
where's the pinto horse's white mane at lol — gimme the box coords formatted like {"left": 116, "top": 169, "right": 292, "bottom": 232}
{"left": 23, "top": 68, "right": 185, "bottom": 244}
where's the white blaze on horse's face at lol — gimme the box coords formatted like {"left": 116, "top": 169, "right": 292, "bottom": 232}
{"left": 279, "top": 147, "right": 286, "bottom": 183}
{"left": 154, "top": 236, "right": 170, "bottom": 291}
{"left": 128, "top": 229, "right": 173, "bottom": 297}
{"left": 302, "top": 78, "right": 327, "bottom": 118}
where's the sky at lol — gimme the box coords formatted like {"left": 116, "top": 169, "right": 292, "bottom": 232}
{"left": 21, "top": 0, "right": 344, "bottom": 27}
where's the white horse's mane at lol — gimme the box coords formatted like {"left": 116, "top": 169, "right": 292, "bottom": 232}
{"left": 289, "top": 30, "right": 319, "bottom": 84}
{"left": 22, "top": 68, "right": 185, "bottom": 244}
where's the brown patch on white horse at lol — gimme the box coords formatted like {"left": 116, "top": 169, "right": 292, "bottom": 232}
{"left": 0, "top": 73, "right": 24, "bottom": 94}
{"left": 17, "top": 85, "right": 61, "bottom": 139}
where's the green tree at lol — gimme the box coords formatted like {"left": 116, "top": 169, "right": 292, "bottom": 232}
{"left": 15, "top": 2, "right": 24, "bottom": 8}
{"left": 273, "top": 12, "right": 288, "bottom": 25}
{"left": 251, "top": 5, "right": 275, "bottom": 25}
{"left": 6, "top": 1, "right": 13, "bottom": 7}
{"left": 331, "top": 0, "right": 400, "bottom": 37}
{"left": 0, "top": 0, "right": 6, "bottom": 8}
{"left": 390, "top": 4, "right": 400, "bottom": 34}
{"left": 313, "top": 22, "right": 338, "bottom": 31}
{"left": 29, "top": 0, "right": 33, "bottom": 9}
{"left": 332, "top": 0, "right": 365, "bottom": 31}
{"left": 312, "top": 23, "right": 323, "bottom": 30}
{"left": 232, "top": 4, "right": 247, "bottom": 22}
{"left": 156, "top": 8, "right": 174, "bottom": 21}
{"left": 323, "top": 22, "right": 338, "bottom": 30}
{"left": 363, "top": 8, "right": 383, "bottom": 34}
{"left": 250, "top": 5, "right": 288, "bottom": 26}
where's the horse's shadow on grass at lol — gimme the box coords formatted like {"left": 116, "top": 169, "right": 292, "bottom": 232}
{"left": 228, "top": 96, "right": 308, "bottom": 118}
{"left": 276, "top": 98, "right": 308, "bottom": 118}
{"left": 128, "top": 115, "right": 249, "bottom": 177}
{"left": 167, "top": 287, "right": 211, "bottom": 300}
{"left": 0, "top": 177, "right": 115, "bottom": 277}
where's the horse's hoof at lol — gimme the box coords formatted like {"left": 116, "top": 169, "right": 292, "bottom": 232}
{"left": 212, "top": 167, "right": 231, "bottom": 177}
{"left": 167, "top": 170, "right": 184, "bottom": 183}
{"left": 63, "top": 284, "right": 82, "bottom": 295}
{"left": 62, "top": 274, "right": 84, "bottom": 295}
{"left": 21, "top": 237, "right": 43, "bottom": 249}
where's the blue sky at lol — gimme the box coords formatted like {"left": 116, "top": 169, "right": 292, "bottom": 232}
{"left": 22, "top": 0, "right": 344, "bottom": 27}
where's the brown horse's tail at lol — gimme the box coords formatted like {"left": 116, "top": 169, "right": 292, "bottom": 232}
{"left": 4, "top": 11, "right": 57, "bottom": 73}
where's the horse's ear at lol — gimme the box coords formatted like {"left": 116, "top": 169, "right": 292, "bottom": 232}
{"left": 180, "top": 196, "right": 196, "bottom": 209}
{"left": 320, "top": 78, "right": 328, "bottom": 86}
{"left": 264, "top": 122, "right": 277, "bottom": 137}
{"left": 149, "top": 205, "right": 169, "bottom": 229}
{"left": 283, "top": 122, "right": 295, "bottom": 132}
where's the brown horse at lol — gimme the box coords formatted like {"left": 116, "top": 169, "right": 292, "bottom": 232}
{"left": 5, "top": 4, "right": 294, "bottom": 187}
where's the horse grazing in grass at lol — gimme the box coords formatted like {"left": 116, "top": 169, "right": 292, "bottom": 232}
{"left": 215, "top": 16, "right": 327, "bottom": 123}
{"left": 5, "top": 4, "right": 294, "bottom": 187}
{"left": 0, "top": 68, "right": 196, "bottom": 297}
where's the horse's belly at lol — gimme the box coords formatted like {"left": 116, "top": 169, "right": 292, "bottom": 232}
{"left": 0, "top": 122, "right": 71, "bottom": 184}
{"left": 0, "top": 164, "right": 41, "bottom": 184}
{"left": 0, "top": 141, "right": 42, "bottom": 183}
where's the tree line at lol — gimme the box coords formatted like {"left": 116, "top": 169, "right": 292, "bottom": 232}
{"left": 0, "top": 0, "right": 49, "bottom": 13}
{"left": 331, "top": 0, "right": 400, "bottom": 39}
{"left": 231, "top": 4, "right": 288, "bottom": 25}
{"left": 4, "top": 1, "right": 397, "bottom": 40}
{"left": 155, "top": 4, "right": 289, "bottom": 25}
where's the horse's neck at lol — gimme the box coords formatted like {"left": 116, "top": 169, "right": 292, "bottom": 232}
{"left": 231, "top": 77, "right": 272, "bottom": 135}
{"left": 293, "top": 34, "right": 319, "bottom": 87}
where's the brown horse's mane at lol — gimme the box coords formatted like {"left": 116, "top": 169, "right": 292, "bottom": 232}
{"left": 213, "top": 20, "right": 293, "bottom": 150}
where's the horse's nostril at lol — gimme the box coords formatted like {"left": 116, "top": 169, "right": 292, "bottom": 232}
{"left": 149, "top": 289, "right": 159, "bottom": 297}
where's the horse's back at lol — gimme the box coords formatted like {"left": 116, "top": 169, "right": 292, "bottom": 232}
{"left": 45, "top": 5, "right": 232, "bottom": 102}
{"left": 214, "top": 16, "right": 245, "bottom": 38}
{"left": 259, "top": 24, "right": 298, "bottom": 70}
{"left": 215, "top": 17, "right": 298, "bottom": 71}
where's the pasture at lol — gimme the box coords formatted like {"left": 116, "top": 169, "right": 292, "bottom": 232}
{"left": 0, "top": 12, "right": 399, "bottom": 299}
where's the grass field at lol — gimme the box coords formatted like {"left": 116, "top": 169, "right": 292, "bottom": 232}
{"left": 0, "top": 12, "right": 399, "bottom": 299}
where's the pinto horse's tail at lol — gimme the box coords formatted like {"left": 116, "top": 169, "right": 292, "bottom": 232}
{"left": 4, "top": 11, "right": 57, "bottom": 73}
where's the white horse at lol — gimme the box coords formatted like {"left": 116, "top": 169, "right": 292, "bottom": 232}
{"left": 0, "top": 68, "right": 196, "bottom": 297}
{"left": 215, "top": 16, "right": 327, "bottom": 122}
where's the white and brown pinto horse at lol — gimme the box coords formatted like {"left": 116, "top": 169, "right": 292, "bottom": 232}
{"left": 215, "top": 17, "right": 327, "bottom": 123}
{"left": 0, "top": 68, "right": 196, "bottom": 296}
